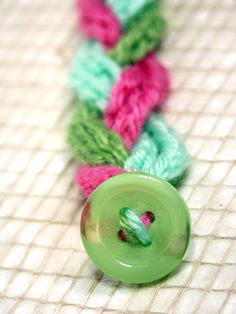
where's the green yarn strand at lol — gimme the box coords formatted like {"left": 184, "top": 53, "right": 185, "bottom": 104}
{"left": 125, "top": 114, "right": 191, "bottom": 185}
{"left": 67, "top": 103, "right": 128, "bottom": 167}
{"left": 119, "top": 207, "right": 151, "bottom": 247}
{"left": 108, "top": 3, "right": 166, "bottom": 66}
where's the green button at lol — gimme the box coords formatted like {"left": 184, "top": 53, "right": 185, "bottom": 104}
{"left": 81, "top": 172, "right": 191, "bottom": 284}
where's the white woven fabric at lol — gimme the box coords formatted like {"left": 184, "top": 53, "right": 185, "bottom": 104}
{"left": 0, "top": 0, "right": 235, "bottom": 313}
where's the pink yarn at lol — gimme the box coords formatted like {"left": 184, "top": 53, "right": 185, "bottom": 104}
{"left": 140, "top": 211, "right": 155, "bottom": 227}
{"left": 76, "top": 165, "right": 125, "bottom": 197}
{"left": 77, "top": 0, "right": 121, "bottom": 49}
{"left": 105, "top": 54, "right": 170, "bottom": 149}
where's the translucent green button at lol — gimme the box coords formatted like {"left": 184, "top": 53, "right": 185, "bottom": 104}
{"left": 81, "top": 172, "right": 191, "bottom": 284}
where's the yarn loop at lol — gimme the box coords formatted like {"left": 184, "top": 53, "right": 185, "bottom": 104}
{"left": 68, "top": 103, "right": 128, "bottom": 167}
{"left": 108, "top": 3, "right": 166, "bottom": 66}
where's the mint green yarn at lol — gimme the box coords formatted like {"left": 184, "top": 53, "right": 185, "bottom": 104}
{"left": 108, "top": 3, "right": 165, "bottom": 66}
{"left": 106, "top": 0, "right": 155, "bottom": 26}
{"left": 67, "top": 103, "right": 128, "bottom": 167}
{"left": 69, "top": 41, "right": 120, "bottom": 111}
{"left": 125, "top": 114, "right": 191, "bottom": 185}
{"left": 119, "top": 207, "right": 151, "bottom": 247}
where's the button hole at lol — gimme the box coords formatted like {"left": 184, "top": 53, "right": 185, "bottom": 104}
{"left": 118, "top": 209, "right": 155, "bottom": 246}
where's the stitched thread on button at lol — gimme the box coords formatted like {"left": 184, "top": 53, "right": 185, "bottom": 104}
{"left": 118, "top": 208, "right": 155, "bottom": 247}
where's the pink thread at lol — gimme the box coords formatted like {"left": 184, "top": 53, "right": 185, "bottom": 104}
{"left": 77, "top": 0, "right": 121, "bottom": 49}
{"left": 118, "top": 230, "right": 127, "bottom": 242}
{"left": 75, "top": 165, "right": 125, "bottom": 197}
{"left": 140, "top": 211, "right": 155, "bottom": 227}
{"left": 105, "top": 54, "right": 170, "bottom": 149}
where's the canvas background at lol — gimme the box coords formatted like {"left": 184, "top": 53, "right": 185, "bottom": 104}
{"left": 0, "top": 0, "right": 236, "bottom": 313}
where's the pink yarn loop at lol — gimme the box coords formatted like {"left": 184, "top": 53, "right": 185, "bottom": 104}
{"left": 77, "top": 0, "right": 121, "bottom": 49}
{"left": 75, "top": 165, "right": 125, "bottom": 197}
{"left": 104, "top": 54, "right": 170, "bottom": 150}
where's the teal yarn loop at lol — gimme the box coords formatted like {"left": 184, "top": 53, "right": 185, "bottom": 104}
{"left": 125, "top": 114, "right": 191, "bottom": 185}
{"left": 69, "top": 41, "right": 120, "bottom": 111}
{"left": 119, "top": 207, "right": 152, "bottom": 247}
{"left": 105, "top": 0, "right": 155, "bottom": 26}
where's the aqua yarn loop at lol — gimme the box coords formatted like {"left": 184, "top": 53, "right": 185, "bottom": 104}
{"left": 105, "top": 0, "right": 155, "bottom": 26}
{"left": 69, "top": 41, "right": 120, "bottom": 111}
{"left": 125, "top": 114, "right": 191, "bottom": 185}
{"left": 119, "top": 207, "right": 153, "bottom": 247}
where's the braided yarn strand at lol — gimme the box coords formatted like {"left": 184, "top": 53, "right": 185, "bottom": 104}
{"left": 69, "top": 41, "right": 120, "bottom": 111}
{"left": 108, "top": 3, "right": 166, "bottom": 66}
{"left": 78, "top": 0, "right": 121, "bottom": 49}
{"left": 105, "top": 53, "right": 169, "bottom": 149}
{"left": 68, "top": 103, "right": 128, "bottom": 167}
{"left": 68, "top": 0, "right": 190, "bottom": 198}
{"left": 125, "top": 114, "right": 191, "bottom": 185}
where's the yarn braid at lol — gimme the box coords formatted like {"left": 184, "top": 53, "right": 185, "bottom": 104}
{"left": 68, "top": 0, "right": 190, "bottom": 198}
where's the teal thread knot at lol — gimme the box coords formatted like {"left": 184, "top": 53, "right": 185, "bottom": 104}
{"left": 119, "top": 207, "right": 152, "bottom": 247}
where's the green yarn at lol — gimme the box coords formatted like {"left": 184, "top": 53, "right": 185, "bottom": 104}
{"left": 108, "top": 3, "right": 166, "bottom": 66}
{"left": 105, "top": 0, "right": 155, "bottom": 26}
{"left": 125, "top": 114, "right": 191, "bottom": 185}
{"left": 67, "top": 103, "right": 128, "bottom": 167}
{"left": 69, "top": 41, "right": 120, "bottom": 111}
{"left": 119, "top": 207, "right": 151, "bottom": 247}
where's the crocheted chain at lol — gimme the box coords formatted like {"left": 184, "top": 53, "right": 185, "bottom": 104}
{"left": 68, "top": 0, "right": 190, "bottom": 198}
